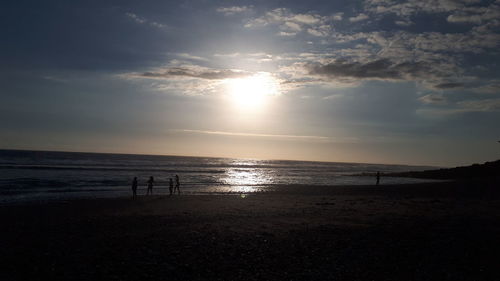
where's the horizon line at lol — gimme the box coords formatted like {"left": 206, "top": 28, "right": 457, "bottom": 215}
{"left": 0, "top": 147, "right": 441, "bottom": 168}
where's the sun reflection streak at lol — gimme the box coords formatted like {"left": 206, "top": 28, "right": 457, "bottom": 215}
{"left": 221, "top": 166, "right": 273, "bottom": 193}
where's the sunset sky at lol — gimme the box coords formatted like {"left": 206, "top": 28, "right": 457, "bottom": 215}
{"left": 2, "top": 0, "right": 500, "bottom": 166}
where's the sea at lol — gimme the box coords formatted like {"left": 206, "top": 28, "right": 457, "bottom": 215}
{"left": 0, "top": 149, "right": 438, "bottom": 204}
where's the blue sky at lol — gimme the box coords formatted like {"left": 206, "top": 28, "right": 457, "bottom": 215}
{"left": 1, "top": 0, "right": 500, "bottom": 166}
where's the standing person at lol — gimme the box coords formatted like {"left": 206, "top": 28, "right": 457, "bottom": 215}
{"left": 147, "top": 176, "right": 154, "bottom": 195}
{"left": 169, "top": 178, "right": 174, "bottom": 196}
{"left": 174, "top": 174, "right": 180, "bottom": 195}
{"left": 376, "top": 171, "right": 381, "bottom": 186}
{"left": 131, "top": 177, "right": 138, "bottom": 199}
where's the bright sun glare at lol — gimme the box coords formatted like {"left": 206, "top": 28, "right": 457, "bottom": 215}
{"left": 225, "top": 72, "right": 280, "bottom": 109}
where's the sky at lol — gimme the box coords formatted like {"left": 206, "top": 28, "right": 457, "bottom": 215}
{"left": 1, "top": 0, "right": 500, "bottom": 166}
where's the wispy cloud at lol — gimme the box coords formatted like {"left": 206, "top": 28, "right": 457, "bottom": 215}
{"left": 125, "top": 12, "right": 167, "bottom": 29}
{"left": 125, "top": 12, "right": 146, "bottom": 24}
{"left": 172, "top": 53, "right": 209, "bottom": 62}
{"left": 216, "top": 6, "right": 253, "bottom": 16}
{"left": 364, "top": 0, "right": 500, "bottom": 26}
{"left": 331, "top": 12, "right": 344, "bottom": 21}
{"left": 42, "top": 75, "right": 68, "bottom": 83}
{"left": 419, "top": 98, "right": 500, "bottom": 116}
{"left": 307, "top": 25, "right": 331, "bottom": 37}
{"left": 419, "top": 93, "right": 448, "bottom": 105}
{"left": 128, "top": 65, "right": 250, "bottom": 80}
{"left": 307, "top": 59, "right": 431, "bottom": 81}
{"left": 121, "top": 63, "right": 259, "bottom": 96}
{"left": 433, "top": 82, "right": 466, "bottom": 90}
{"left": 457, "top": 98, "right": 500, "bottom": 112}
{"left": 177, "top": 129, "right": 348, "bottom": 142}
{"left": 244, "top": 8, "right": 332, "bottom": 37}
{"left": 473, "top": 81, "right": 500, "bottom": 94}
{"left": 349, "top": 13, "right": 369, "bottom": 22}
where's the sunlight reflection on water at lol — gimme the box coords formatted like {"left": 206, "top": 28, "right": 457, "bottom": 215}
{"left": 220, "top": 165, "right": 274, "bottom": 193}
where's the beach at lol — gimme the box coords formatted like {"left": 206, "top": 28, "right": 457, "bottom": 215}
{"left": 1, "top": 181, "right": 499, "bottom": 281}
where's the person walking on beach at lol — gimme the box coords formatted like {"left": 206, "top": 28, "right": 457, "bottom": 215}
{"left": 147, "top": 176, "right": 154, "bottom": 195}
{"left": 174, "top": 174, "right": 180, "bottom": 195}
{"left": 169, "top": 178, "right": 174, "bottom": 196}
{"left": 376, "top": 171, "right": 381, "bottom": 186}
{"left": 131, "top": 177, "right": 138, "bottom": 199}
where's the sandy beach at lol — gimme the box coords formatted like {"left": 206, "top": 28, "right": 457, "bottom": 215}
{"left": 1, "top": 180, "right": 499, "bottom": 281}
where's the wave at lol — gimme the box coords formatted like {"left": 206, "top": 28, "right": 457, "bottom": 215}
{"left": 0, "top": 164, "right": 227, "bottom": 173}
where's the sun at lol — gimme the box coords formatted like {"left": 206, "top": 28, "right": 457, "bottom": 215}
{"left": 225, "top": 72, "right": 279, "bottom": 109}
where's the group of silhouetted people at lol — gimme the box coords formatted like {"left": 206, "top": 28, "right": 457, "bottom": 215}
{"left": 130, "top": 172, "right": 381, "bottom": 198}
{"left": 131, "top": 175, "right": 180, "bottom": 199}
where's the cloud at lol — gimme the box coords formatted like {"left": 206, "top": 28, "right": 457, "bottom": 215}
{"left": 246, "top": 8, "right": 326, "bottom": 26}
{"left": 173, "top": 53, "right": 208, "bottom": 62}
{"left": 421, "top": 97, "right": 500, "bottom": 115}
{"left": 408, "top": 31, "right": 500, "bottom": 54}
{"left": 419, "top": 93, "right": 448, "bottom": 105}
{"left": 457, "top": 98, "right": 500, "bottom": 112}
{"left": 395, "top": 20, "right": 413, "bottom": 26}
{"left": 120, "top": 63, "right": 269, "bottom": 95}
{"left": 447, "top": 7, "right": 500, "bottom": 24}
{"left": 137, "top": 67, "right": 250, "bottom": 80}
{"left": 364, "top": 0, "right": 500, "bottom": 26}
{"left": 292, "top": 13, "right": 322, "bottom": 24}
{"left": 473, "top": 81, "right": 500, "bottom": 94}
{"left": 216, "top": 6, "right": 253, "bottom": 16}
{"left": 433, "top": 82, "right": 466, "bottom": 89}
{"left": 349, "top": 13, "right": 369, "bottom": 22}
{"left": 179, "top": 129, "right": 332, "bottom": 141}
{"left": 212, "top": 52, "right": 276, "bottom": 63}
{"left": 278, "top": 31, "right": 297, "bottom": 37}
{"left": 282, "top": 21, "right": 302, "bottom": 31}
{"left": 273, "top": 48, "right": 453, "bottom": 89}
{"left": 224, "top": 8, "right": 498, "bottom": 91}
{"left": 125, "top": 12, "right": 167, "bottom": 29}
{"left": 42, "top": 75, "right": 68, "bottom": 83}
{"left": 426, "top": 80, "right": 500, "bottom": 93}
{"left": 244, "top": 8, "right": 331, "bottom": 37}
{"left": 318, "top": 28, "right": 500, "bottom": 89}
{"left": 307, "top": 25, "right": 331, "bottom": 37}
{"left": 125, "top": 12, "right": 146, "bottom": 24}
{"left": 307, "top": 58, "right": 431, "bottom": 81}
{"left": 175, "top": 129, "right": 362, "bottom": 143}
{"left": 123, "top": 6, "right": 500, "bottom": 96}
{"left": 364, "top": 0, "right": 479, "bottom": 17}
{"left": 331, "top": 12, "right": 344, "bottom": 21}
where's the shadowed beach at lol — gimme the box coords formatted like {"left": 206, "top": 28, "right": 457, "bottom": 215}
{"left": 1, "top": 180, "right": 499, "bottom": 281}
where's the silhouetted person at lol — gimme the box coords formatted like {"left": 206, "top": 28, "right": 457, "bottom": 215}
{"left": 174, "top": 174, "right": 180, "bottom": 195}
{"left": 147, "top": 176, "right": 154, "bottom": 195}
{"left": 131, "top": 177, "right": 138, "bottom": 199}
{"left": 169, "top": 178, "right": 174, "bottom": 196}
{"left": 376, "top": 171, "right": 381, "bottom": 186}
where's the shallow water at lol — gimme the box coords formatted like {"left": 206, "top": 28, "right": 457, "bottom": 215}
{"left": 0, "top": 149, "right": 438, "bottom": 203}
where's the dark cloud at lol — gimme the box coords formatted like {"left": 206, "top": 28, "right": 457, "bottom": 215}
{"left": 433, "top": 82, "right": 465, "bottom": 89}
{"left": 308, "top": 59, "right": 430, "bottom": 81}
{"left": 140, "top": 67, "right": 250, "bottom": 80}
{"left": 419, "top": 93, "right": 447, "bottom": 105}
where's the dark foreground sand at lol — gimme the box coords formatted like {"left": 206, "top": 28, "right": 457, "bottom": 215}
{"left": 1, "top": 181, "right": 500, "bottom": 281}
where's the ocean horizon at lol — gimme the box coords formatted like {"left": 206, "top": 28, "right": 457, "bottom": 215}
{"left": 0, "top": 149, "right": 439, "bottom": 204}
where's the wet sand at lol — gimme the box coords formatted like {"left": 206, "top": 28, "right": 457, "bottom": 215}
{"left": 1, "top": 181, "right": 499, "bottom": 280}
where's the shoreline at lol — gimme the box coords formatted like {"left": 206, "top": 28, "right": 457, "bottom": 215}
{"left": 1, "top": 178, "right": 496, "bottom": 206}
{"left": 0, "top": 178, "right": 454, "bottom": 206}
